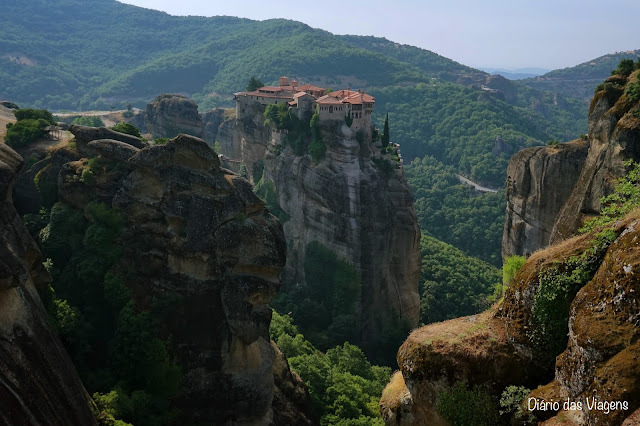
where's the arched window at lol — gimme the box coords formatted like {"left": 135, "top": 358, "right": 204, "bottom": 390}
{"left": 329, "top": 106, "right": 333, "bottom": 113}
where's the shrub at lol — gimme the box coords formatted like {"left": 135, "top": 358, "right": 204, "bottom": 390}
{"left": 153, "top": 138, "right": 169, "bottom": 145}
{"left": 611, "top": 59, "right": 636, "bottom": 76}
{"left": 309, "top": 138, "right": 326, "bottom": 162}
{"left": 14, "top": 108, "right": 55, "bottom": 124}
{"left": 625, "top": 76, "right": 640, "bottom": 104}
{"left": 500, "top": 385, "right": 535, "bottom": 422}
{"left": 529, "top": 229, "right": 616, "bottom": 366}
{"left": 110, "top": 122, "right": 141, "bottom": 138}
{"left": 580, "top": 160, "right": 640, "bottom": 233}
{"left": 502, "top": 255, "right": 526, "bottom": 287}
{"left": 436, "top": 382, "right": 500, "bottom": 426}
{"left": 4, "top": 119, "right": 48, "bottom": 148}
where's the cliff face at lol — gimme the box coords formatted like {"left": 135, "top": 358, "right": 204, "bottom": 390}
{"left": 262, "top": 123, "right": 421, "bottom": 354}
{"left": 215, "top": 104, "right": 421, "bottom": 359}
{"left": 502, "top": 140, "right": 589, "bottom": 258}
{"left": 0, "top": 143, "right": 98, "bottom": 426}
{"left": 382, "top": 214, "right": 640, "bottom": 425}
{"left": 384, "top": 71, "right": 640, "bottom": 426}
{"left": 503, "top": 71, "right": 640, "bottom": 258}
{"left": 131, "top": 94, "right": 204, "bottom": 139}
{"left": 45, "top": 133, "right": 312, "bottom": 425}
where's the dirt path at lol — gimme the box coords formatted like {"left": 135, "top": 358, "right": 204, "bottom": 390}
{"left": 0, "top": 105, "right": 17, "bottom": 143}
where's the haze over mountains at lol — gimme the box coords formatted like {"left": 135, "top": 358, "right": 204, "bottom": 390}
{"left": 1, "top": 0, "right": 637, "bottom": 265}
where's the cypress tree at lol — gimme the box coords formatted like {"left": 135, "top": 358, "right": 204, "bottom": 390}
{"left": 382, "top": 113, "right": 390, "bottom": 147}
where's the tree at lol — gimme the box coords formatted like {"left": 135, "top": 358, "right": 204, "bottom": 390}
{"left": 612, "top": 59, "right": 635, "bottom": 76}
{"left": 246, "top": 77, "right": 264, "bottom": 92}
{"left": 381, "top": 113, "right": 390, "bottom": 148}
{"left": 110, "top": 122, "right": 141, "bottom": 138}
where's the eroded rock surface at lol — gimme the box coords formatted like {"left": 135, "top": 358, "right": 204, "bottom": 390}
{"left": 503, "top": 70, "right": 640, "bottom": 258}
{"left": 0, "top": 143, "right": 98, "bottom": 426}
{"left": 503, "top": 139, "right": 589, "bottom": 258}
{"left": 135, "top": 94, "right": 204, "bottom": 139}
{"left": 53, "top": 133, "right": 312, "bottom": 425}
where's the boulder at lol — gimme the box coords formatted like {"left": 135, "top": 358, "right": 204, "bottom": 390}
{"left": 87, "top": 139, "right": 140, "bottom": 162}
{"left": 69, "top": 124, "right": 146, "bottom": 149}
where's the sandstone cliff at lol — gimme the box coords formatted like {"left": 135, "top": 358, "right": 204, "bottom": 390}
{"left": 382, "top": 214, "right": 640, "bottom": 425}
{"left": 383, "top": 70, "right": 640, "bottom": 426}
{"left": 263, "top": 123, "right": 421, "bottom": 357}
{"left": 20, "top": 131, "right": 313, "bottom": 424}
{"left": 502, "top": 139, "right": 589, "bottom": 258}
{"left": 0, "top": 143, "right": 98, "bottom": 426}
{"left": 503, "top": 70, "right": 640, "bottom": 258}
{"left": 131, "top": 94, "right": 204, "bottom": 139}
{"left": 216, "top": 106, "right": 421, "bottom": 360}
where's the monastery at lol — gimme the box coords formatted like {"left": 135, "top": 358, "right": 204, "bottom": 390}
{"left": 234, "top": 77, "right": 375, "bottom": 131}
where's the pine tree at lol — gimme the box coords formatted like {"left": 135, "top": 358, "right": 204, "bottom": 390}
{"left": 381, "top": 113, "right": 390, "bottom": 147}
{"left": 246, "top": 77, "right": 264, "bottom": 92}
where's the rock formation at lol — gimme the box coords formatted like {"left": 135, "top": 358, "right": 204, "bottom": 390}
{"left": 383, "top": 69, "right": 640, "bottom": 426}
{"left": 260, "top": 122, "right": 421, "bottom": 357}
{"left": 50, "top": 133, "right": 312, "bottom": 425}
{"left": 215, "top": 101, "right": 421, "bottom": 360}
{"left": 382, "top": 212, "right": 640, "bottom": 425}
{"left": 503, "top": 71, "right": 640, "bottom": 258}
{"left": 0, "top": 143, "right": 98, "bottom": 426}
{"left": 502, "top": 139, "right": 589, "bottom": 258}
{"left": 132, "top": 94, "right": 204, "bottom": 139}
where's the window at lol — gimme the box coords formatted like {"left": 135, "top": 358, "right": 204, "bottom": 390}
{"left": 329, "top": 106, "right": 333, "bottom": 113}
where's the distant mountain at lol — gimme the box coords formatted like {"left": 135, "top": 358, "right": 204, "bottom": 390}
{"left": 522, "top": 50, "right": 640, "bottom": 100}
{"left": 480, "top": 67, "right": 550, "bottom": 80}
{"left": 1, "top": 0, "right": 592, "bottom": 263}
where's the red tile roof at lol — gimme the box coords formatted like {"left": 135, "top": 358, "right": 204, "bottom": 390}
{"left": 316, "top": 95, "right": 344, "bottom": 105}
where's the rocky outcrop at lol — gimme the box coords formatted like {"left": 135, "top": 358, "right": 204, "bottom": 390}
{"left": 502, "top": 139, "right": 589, "bottom": 258}
{"left": 0, "top": 143, "right": 98, "bottom": 425}
{"left": 385, "top": 72, "right": 640, "bottom": 426}
{"left": 135, "top": 94, "right": 204, "bottom": 139}
{"left": 202, "top": 108, "right": 226, "bottom": 146}
{"left": 261, "top": 122, "right": 421, "bottom": 359}
{"left": 68, "top": 124, "right": 146, "bottom": 149}
{"left": 53, "top": 133, "right": 311, "bottom": 425}
{"left": 503, "top": 71, "right": 640, "bottom": 258}
{"left": 551, "top": 73, "right": 640, "bottom": 244}
{"left": 382, "top": 214, "right": 640, "bottom": 425}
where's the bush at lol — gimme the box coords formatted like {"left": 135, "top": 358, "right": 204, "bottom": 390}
{"left": 625, "top": 76, "right": 640, "bottom": 104}
{"left": 502, "top": 255, "right": 526, "bottom": 287}
{"left": 110, "top": 122, "right": 141, "bottom": 138}
{"left": 436, "top": 382, "right": 500, "bottom": 426}
{"left": 529, "top": 229, "right": 616, "bottom": 366}
{"left": 611, "top": 59, "right": 636, "bottom": 76}
{"left": 580, "top": 160, "right": 640, "bottom": 233}
{"left": 4, "top": 119, "right": 48, "bottom": 148}
{"left": 14, "top": 108, "right": 55, "bottom": 124}
{"left": 72, "top": 116, "right": 105, "bottom": 127}
{"left": 500, "top": 385, "right": 535, "bottom": 422}
{"left": 153, "top": 138, "right": 169, "bottom": 145}
{"left": 309, "top": 138, "right": 326, "bottom": 162}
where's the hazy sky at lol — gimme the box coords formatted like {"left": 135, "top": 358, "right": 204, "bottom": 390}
{"left": 118, "top": 0, "right": 639, "bottom": 70}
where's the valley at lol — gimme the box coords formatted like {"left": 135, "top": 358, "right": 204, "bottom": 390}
{"left": 1, "top": 0, "right": 640, "bottom": 425}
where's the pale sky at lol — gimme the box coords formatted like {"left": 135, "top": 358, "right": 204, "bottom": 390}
{"left": 118, "top": 0, "right": 639, "bottom": 70}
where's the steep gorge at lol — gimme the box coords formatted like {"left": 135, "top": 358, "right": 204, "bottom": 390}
{"left": 381, "top": 69, "right": 640, "bottom": 425}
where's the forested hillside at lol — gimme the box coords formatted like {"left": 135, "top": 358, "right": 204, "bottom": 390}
{"left": 523, "top": 49, "right": 640, "bottom": 100}
{"left": 2, "top": 0, "right": 594, "bottom": 272}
